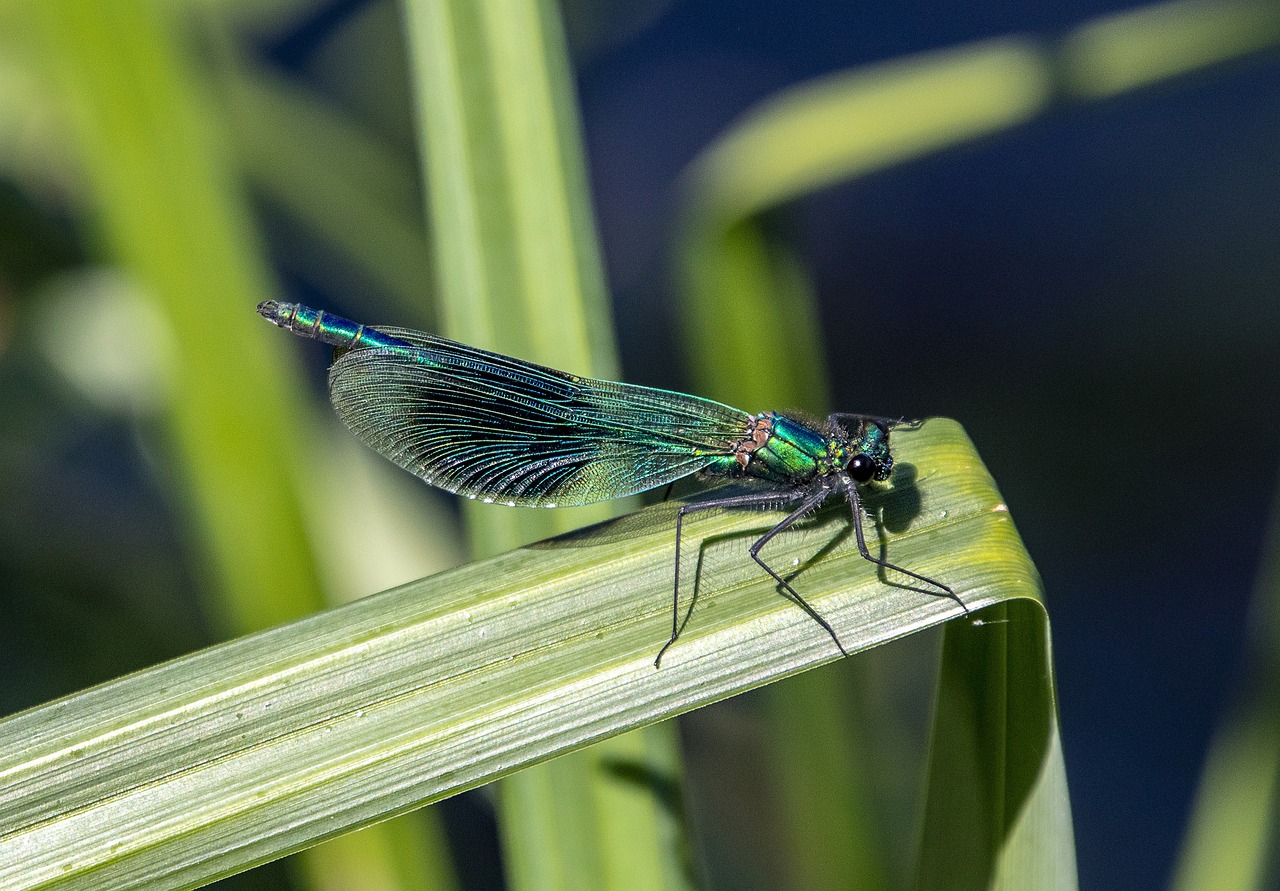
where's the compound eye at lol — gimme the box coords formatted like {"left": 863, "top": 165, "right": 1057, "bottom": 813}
{"left": 848, "top": 454, "right": 876, "bottom": 483}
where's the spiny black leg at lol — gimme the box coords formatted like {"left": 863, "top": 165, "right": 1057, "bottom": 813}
{"left": 659, "top": 482, "right": 676, "bottom": 503}
{"left": 827, "top": 412, "right": 924, "bottom": 431}
{"left": 747, "top": 488, "right": 849, "bottom": 658}
{"left": 656, "top": 488, "right": 808, "bottom": 668}
{"left": 847, "top": 483, "right": 968, "bottom": 613}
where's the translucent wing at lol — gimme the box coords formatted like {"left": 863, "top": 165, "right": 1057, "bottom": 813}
{"left": 327, "top": 327, "right": 752, "bottom": 507}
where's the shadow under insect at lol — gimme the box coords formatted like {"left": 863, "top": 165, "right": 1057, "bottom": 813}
{"left": 668, "top": 462, "right": 943, "bottom": 652}
{"left": 535, "top": 460, "right": 919, "bottom": 547}
{"left": 538, "top": 460, "right": 954, "bottom": 664}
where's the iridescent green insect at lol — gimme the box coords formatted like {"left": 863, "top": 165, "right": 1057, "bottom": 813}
{"left": 259, "top": 301, "right": 964, "bottom": 664}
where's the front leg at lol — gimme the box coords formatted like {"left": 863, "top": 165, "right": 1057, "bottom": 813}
{"left": 827, "top": 412, "right": 924, "bottom": 432}
{"left": 846, "top": 481, "right": 966, "bottom": 612}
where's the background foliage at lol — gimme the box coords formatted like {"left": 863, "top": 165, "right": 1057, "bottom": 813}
{"left": 0, "top": 1, "right": 1277, "bottom": 889}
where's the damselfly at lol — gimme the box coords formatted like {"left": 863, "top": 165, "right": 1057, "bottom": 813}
{"left": 258, "top": 301, "right": 964, "bottom": 664}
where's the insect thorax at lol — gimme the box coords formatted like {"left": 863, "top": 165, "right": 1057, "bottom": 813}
{"left": 716, "top": 412, "right": 849, "bottom": 485}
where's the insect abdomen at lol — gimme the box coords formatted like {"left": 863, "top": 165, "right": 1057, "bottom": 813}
{"left": 258, "top": 301, "right": 402, "bottom": 350}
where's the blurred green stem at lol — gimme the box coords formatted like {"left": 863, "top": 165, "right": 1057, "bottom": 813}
{"left": 1171, "top": 473, "right": 1280, "bottom": 891}
{"left": 26, "top": 2, "right": 457, "bottom": 889}
{"left": 30, "top": 0, "right": 320, "bottom": 630}
{"left": 400, "top": 0, "right": 694, "bottom": 888}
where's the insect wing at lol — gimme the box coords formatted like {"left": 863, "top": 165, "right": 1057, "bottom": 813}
{"left": 327, "top": 327, "right": 752, "bottom": 506}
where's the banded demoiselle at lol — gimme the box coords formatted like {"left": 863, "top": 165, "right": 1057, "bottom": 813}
{"left": 259, "top": 301, "right": 964, "bottom": 665}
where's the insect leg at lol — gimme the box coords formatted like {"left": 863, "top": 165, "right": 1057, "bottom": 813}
{"left": 657, "top": 488, "right": 808, "bottom": 667}
{"left": 827, "top": 412, "right": 923, "bottom": 431}
{"left": 847, "top": 484, "right": 968, "bottom": 612}
{"left": 747, "top": 488, "right": 849, "bottom": 658}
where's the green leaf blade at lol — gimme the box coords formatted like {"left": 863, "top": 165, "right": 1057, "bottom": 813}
{"left": 0, "top": 419, "right": 1025, "bottom": 890}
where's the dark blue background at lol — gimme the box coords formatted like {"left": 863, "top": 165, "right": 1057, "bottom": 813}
{"left": 572, "top": 4, "right": 1280, "bottom": 888}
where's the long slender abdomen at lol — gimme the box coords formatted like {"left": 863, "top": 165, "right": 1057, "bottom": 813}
{"left": 256, "top": 301, "right": 405, "bottom": 350}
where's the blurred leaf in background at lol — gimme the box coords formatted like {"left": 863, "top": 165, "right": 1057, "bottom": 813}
{"left": 4, "top": 0, "right": 462, "bottom": 888}
{"left": 0, "top": 0, "right": 1277, "bottom": 889}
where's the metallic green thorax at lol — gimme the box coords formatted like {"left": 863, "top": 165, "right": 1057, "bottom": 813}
{"left": 708, "top": 412, "right": 893, "bottom": 485}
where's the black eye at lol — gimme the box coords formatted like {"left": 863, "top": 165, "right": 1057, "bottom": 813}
{"left": 848, "top": 454, "right": 876, "bottom": 483}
